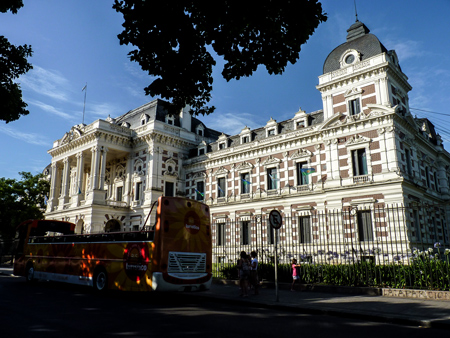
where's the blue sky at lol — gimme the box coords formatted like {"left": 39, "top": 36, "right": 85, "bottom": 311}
{"left": 1, "top": 0, "right": 450, "bottom": 180}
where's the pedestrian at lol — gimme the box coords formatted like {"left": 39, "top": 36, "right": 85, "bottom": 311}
{"left": 291, "top": 258, "right": 301, "bottom": 291}
{"left": 250, "top": 251, "right": 259, "bottom": 295}
{"left": 237, "top": 251, "right": 251, "bottom": 297}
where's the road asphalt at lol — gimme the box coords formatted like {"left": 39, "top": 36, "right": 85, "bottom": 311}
{"left": 2, "top": 264, "right": 449, "bottom": 330}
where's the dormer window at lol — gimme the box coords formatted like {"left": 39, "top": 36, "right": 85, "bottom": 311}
{"left": 166, "top": 115, "right": 174, "bottom": 125}
{"left": 196, "top": 124, "right": 205, "bottom": 136}
{"left": 140, "top": 113, "right": 150, "bottom": 125}
{"left": 293, "top": 108, "right": 308, "bottom": 130}
{"left": 197, "top": 140, "right": 207, "bottom": 156}
{"left": 217, "top": 133, "right": 228, "bottom": 150}
{"left": 340, "top": 49, "right": 360, "bottom": 68}
{"left": 265, "top": 117, "right": 278, "bottom": 137}
{"left": 239, "top": 126, "right": 251, "bottom": 145}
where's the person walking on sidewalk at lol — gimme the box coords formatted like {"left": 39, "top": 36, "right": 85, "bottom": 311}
{"left": 250, "top": 251, "right": 259, "bottom": 295}
{"left": 237, "top": 251, "right": 251, "bottom": 297}
{"left": 291, "top": 258, "right": 301, "bottom": 291}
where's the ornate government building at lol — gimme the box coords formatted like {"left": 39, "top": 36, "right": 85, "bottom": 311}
{"left": 45, "top": 21, "right": 450, "bottom": 257}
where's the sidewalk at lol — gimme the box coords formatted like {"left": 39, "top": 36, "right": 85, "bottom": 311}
{"left": 188, "top": 280, "right": 450, "bottom": 330}
{"left": 2, "top": 265, "right": 450, "bottom": 329}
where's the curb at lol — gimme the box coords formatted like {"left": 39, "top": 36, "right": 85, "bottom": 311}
{"left": 184, "top": 288, "right": 444, "bottom": 329}
{"left": 205, "top": 279, "right": 450, "bottom": 329}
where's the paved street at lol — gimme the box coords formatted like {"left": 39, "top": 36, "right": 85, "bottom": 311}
{"left": 1, "top": 272, "right": 449, "bottom": 337}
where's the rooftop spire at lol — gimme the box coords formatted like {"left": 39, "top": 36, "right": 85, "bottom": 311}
{"left": 354, "top": 0, "right": 359, "bottom": 22}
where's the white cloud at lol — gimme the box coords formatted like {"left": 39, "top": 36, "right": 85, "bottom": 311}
{"left": 20, "top": 65, "right": 71, "bottom": 101}
{"left": 0, "top": 125, "right": 49, "bottom": 146}
{"left": 88, "top": 102, "right": 122, "bottom": 120}
{"left": 202, "top": 111, "right": 262, "bottom": 135}
{"left": 28, "top": 100, "right": 76, "bottom": 121}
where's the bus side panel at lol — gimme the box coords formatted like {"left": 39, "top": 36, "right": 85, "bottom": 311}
{"left": 21, "top": 240, "right": 155, "bottom": 291}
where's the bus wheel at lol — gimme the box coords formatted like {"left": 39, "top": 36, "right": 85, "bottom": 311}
{"left": 26, "top": 264, "right": 35, "bottom": 283}
{"left": 93, "top": 268, "right": 108, "bottom": 291}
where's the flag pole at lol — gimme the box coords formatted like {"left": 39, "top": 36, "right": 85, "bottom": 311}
{"left": 82, "top": 83, "right": 87, "bottom": 124}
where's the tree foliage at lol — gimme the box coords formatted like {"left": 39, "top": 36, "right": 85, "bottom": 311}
{"left": 113, "top": 0, "right": 327, "bottom": 115}
{"left": 0, "top": 172, "right": 49, "bottom": 240}
{"left": 0, "top": 0, "right": 33, "bottom": 123}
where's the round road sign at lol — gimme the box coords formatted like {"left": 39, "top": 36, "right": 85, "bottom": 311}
{"left": 269, "top": 210, "right": 283, "bottom": 229}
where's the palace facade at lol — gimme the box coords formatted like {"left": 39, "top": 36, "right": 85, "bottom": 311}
{"left": 44, "top": 21, "right": 450, "bottom": 261}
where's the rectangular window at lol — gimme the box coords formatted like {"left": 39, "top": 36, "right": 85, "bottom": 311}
{"left": 240, "top": 221, "right": 250, "bottom": 245}
{"left": 349, "top": 99, "right": 361, "bottom": 115}
{"left": 296, "top": 161, "right": 309, "bottom": 185}
{"left": 241, "top": 173, "right": 250, "bottom": 194}
{"left": 352, "top": 149, "right": 368, "bottom": 176}
{"left": 267, "top": 168, "right": 278, "bottom": 190}
{"left": 268, "top": 129, "right": 275, "bottom": 136}
{"left": 198, "top": 148, "right": 205, "bottom": 156}
{"left": 165, "top": 181, "right": 174, "bottom": 197}
{"left": 297, "top": 120, "right": 305, "bottom": 128}
{"left": 219, "top": 143, "right": 226, "bottom": 150}
{"left": 242, "top": 136, "right": 249, "bottom": 144}
{"left": 196, "top": 181, "right": 204, "bottom": 201}
{"left": 135, "top": 182, "right": 142, "bottom": 201}
{"left": 217, "top": 177, "right": 226, "bottom": 198}
{"left": 434, "top": 172, "right": 439, "bottom": 192}
{"left": 299, "top": 216, "right": 311, "bottom": 243}
{"left": 357, "top": 210, "right": 373, "bottom": 242}
{"left": 116, "top": 186, "right": 123, "bottom": 202}
{"left": 216, "top": 223, "right": 226, "bottom": 246}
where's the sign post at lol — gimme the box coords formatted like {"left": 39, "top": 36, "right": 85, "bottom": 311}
{"left": 269, "top": 210, "right": 282, "bottom": 302}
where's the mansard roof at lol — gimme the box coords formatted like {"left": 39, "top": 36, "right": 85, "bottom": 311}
{"left": 112, "top": 99, "right": 221, "bottom": 139}
{"left": 207, "top": 109, "right": 323, "bottom": 152}
{"left": 323, "top": 21, "right": 388, "bottom": 74}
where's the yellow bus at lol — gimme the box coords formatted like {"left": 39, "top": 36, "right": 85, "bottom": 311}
{"left": 13, "top": 196, "right": 212, "bottom": 291}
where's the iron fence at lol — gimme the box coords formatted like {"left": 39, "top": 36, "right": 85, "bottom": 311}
{"left": 212, "top": 204, "right": 450, "bottom": 290}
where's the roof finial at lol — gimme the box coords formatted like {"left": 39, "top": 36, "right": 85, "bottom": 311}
{"left": 354, "top": 0, "right": 359, "bottom": 22}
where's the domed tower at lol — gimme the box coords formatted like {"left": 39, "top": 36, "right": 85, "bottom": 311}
{"left": 317, "top": 20, "right": 411, "bottom": 120}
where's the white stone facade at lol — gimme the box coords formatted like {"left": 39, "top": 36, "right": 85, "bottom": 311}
{"left": 44, "top": 21, "right": 450, "bottom": 258}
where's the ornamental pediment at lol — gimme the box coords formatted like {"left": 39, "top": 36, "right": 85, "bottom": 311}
{"left": 192, "top": 172, "right": 207, "bottom": 180}
{"left": 235, "top": 161, "right": 253, "bottom": 171}
{"left": 345, "top": 135, "right": 371, "bottom": 146}
{"left": 344, "top": 87, "right": 363, "bottom": 98}
{"left": 214, "top": 166, "right": 229, "bottom": 176}
{"left": 261, "top": 155, "right": 281, "bottom": 166}
{"left": 60, "top": 125, "right": 83, "bottom": 145}
{"left": 290, "top": 149, "right": 312, "bottom": 160}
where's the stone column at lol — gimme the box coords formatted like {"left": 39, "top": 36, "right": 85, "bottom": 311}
{"left": 255, "top": 158, "right": 261, "bottom": 199}
{"left": 90, "top": 146, "right": 100, "bottom": 190}
{"left": 99, "top": 146, "right": 108, "bottom": 190}
{"left": 231, "top": 164, "right": 236, "bottom": 201}
{"left": 76, "top": 152, "right": 85, "bottom": 194}
{"left": 47, "top": 161, "right": 60, "bottom": 211}
{"left": 125, "top": 156, "right": 133, "bottom": 205}
{"left": 58, "top": 157, "right": 71, "bottom": 208}
{"left": 315, "top": 144, "right": 323, "bottom": 190}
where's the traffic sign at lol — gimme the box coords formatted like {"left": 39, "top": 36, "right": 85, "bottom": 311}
{"left": 269, "top": 210, "right": 283, "bottom": 229}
